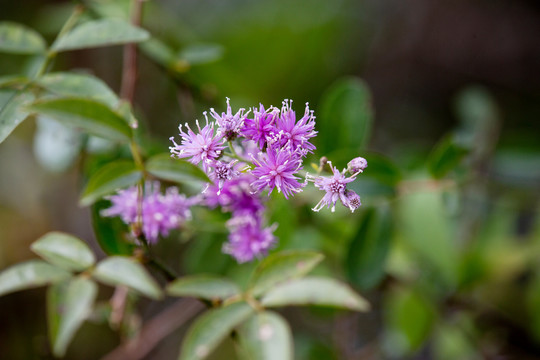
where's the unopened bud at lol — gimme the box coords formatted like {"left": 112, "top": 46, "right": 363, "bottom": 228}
{"left": 347, "top": 157, "right": 368, "bottom": 174}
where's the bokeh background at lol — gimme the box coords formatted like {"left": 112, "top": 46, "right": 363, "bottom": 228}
{"left": 1, "top": 0, "right": 540, "bottom": 359}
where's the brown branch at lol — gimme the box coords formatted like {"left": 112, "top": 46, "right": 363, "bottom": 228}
{"left": 101, "top": 299, "right": 205, "bottom": 360}
{"left": 120, "top": 0, "right": 145, "bottom": 102}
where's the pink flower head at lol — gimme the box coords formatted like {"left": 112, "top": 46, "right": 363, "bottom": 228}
{"left": 347, "top": 157, "right": 368, "bottom": 175}
{"left": 101, "top": 187, "right": 139, "bottom": 223}
{"left": 207, "top": 159, "right": 241, "bottom": 194}
{"left": 223, "top": 214, "right": 277, "bottom": 263}
{"left": 209, "top": 97, "right": 248, "bottom": 141}
{"left": 241, "top": 104, "right": 278, "bottom": 149}
{"left": 310, "top": 162, "right": 357, "bottom": 212}
{"left": 270, "top": 100, "right": 317, "bottom": 155}
{"left": 204, "top": 173, "right": 264, "bottom": 216}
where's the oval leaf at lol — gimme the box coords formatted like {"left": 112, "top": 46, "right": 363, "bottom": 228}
{"left": 248, "top": 250, "right": 324, "bottom": 298}
{"left": 238, "top": 311, "right": 293, "bottom": 360}
{"left": 80, "top": 160, "right": 142, "bottom": 206}
{"left": 31, "top": 232, "right": 96, "bottom": 271}
{"left": 90, "top": 200, "right": 134, "bottom": 255}
{"left": 0, "top": 90, "right": 34, "bottom": 144}
{"left": 179, "top": 302, "right": 254, "bottom": 360}
{"left": 167, "top": 275, "right": 240, "bottom": 300}
{"left": 52, "top": 19, "right": 149, "bottom": 52}
{"left": 146, "top": 154, "right": 210, "bottom": 185}
{"left": 93, "top": 256, "right": 162, "bottom": 299}
{"left": 261, "top": 277, "right": 369, "bottom": 311}
{"left": 0, "top": 260, "right": 71, "bottom": 297}
{"left": 37, "top": 72, "right": 119, "bottom": 108}
{"left": 26, "top": 97, "right": 132, "bottom": 142}
{"left": 178, "top": 43, "right": 224, "bottom": 65}
{"left": 47, "top": 277, "right": 98, "bottom": 357}
{"left": 0, "top": 21, "right": 46, "bottom": 54}
{"left": 428, "top": 135, "right": 469, "bottom": 179}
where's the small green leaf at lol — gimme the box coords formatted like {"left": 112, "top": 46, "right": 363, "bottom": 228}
{"left": 346, "top": 207, "right": 393, "bottom": 290}
{"left": 0, "top": 90, "right": 34, "bottom": 144}
{"left": 261, "top": 277, "right": 369, "bottom": 311}
{"left": 0, "top": 260, "right": 71, "bottom": 297}
{"left": 37, "top": 72, "right": 119, "bottom": 108}
{"left": 0, "top": 21, "right": 46, "bottom": 54}
{"left": 238, "top": 311, "right": 293, "bottom": 360}
{"left": 179, "top": 302, "right": 254, "bottom": 360}
{"left": 47, "top": 277, "right": 98, "bottom": 357}
{"left": 31, "top": 232, "right": 96, "bottom": 272}
{"left": 146, "top": 153, "right": 210, "bottom": 186}
{"left": 428, "top": 135, "right": 469, "bottom": 179}
{"left": 317, "top": 77, "right": 373, "bottom": 154}
{"left": 52, "top": 19, "right": 149, "bottom": 52}
{"left": 0, "top": 75, "right": 29, "bottom": 89}
{"left": 178, "top": 43, "right": 224, "bottom": 65}
{"left": 248, "top": 250, "right": 324, "bottom": 298}
{"left": 90, "top": 200, "right": 134, "bottom": 255}
{"left": 26, "top": 97, "right": 132, "bottom": 142}
{"left": 93, "top": 256, "right": 162, "bottom": 299}
{"left": 167, "top": 275, "right": 240, "bottom": 300}
{"left": 80, "top": 160, "right": 142, "bottom": 206}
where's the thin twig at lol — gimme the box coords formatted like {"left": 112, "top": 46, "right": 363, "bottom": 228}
{"left": 120, "top": 0, "right": 144, "bottom": 102}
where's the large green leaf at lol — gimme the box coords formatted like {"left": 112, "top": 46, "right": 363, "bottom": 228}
{"left": 346, "top": 207, "right": 393, "bottom": 290}
{"left": 47, "top": 277, "right": 98, "bottom": 357}
{"left": 93, "top": 256, "right": 162, "bottom": 299}
{"left": 428, "top": 135, "right": 468, "bottom": 179}
{"left": 248, "top": 250, "right": 324, "bottom": 298}
{"left": 37, "top": 72, "right": 119, "bottom": 108}
{"left": 0, "top": 260, "right": 71, "bottom": 297}
{"left": 31, "top": 232, "right": 96, "bottom": 272}
{"left": 90, "top": 200, "right": 134, "bottom": 255}
{"left": 178, "top": 43, "right": 224, "bottom": 66}
{"left": 317, "top": 77, "right": 373, "bottom": 155}
{"left": 167, "top": 275, "right": 241, "bottom": 300}
{"left": 261, "top": 277, "right": 369, "bottom": 311}
{"left": 238, "top": 311, "right": 293, "bottom": 360}
{"left": 179, "top": 302, "right": 254, "bottom": 360}
{"left": 0, "top": 90, "right": 34, "bottom": 144}
{"left": 0, "top": 21, "right": 46, "bottom": 54}
{"left": 146, "top": 153, "right": 210, "bottom": 186}
{"left": 80, "top": 160, "right": 142, "bottom": 206}
{"left": 26, "top": 97, "right": 132, "bottom": 142}
{"left": 52, "top": 19, "right": 149, "bottom": 52}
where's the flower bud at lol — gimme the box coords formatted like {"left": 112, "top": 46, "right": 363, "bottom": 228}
{"left": 347, "top": 157, "right": 368, "bottom": 174}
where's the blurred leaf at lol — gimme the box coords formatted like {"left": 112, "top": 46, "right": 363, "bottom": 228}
{"left": 318, "top": 77, "right": 373, "bottom": 154}
{"left": 238, "top": 311, "right": 293, "bottom": 360}
{"left": 261, "top": 277, "right": 369, "bottom": 311}
{"left": 31, "top": 232, "right": 96, "bottom": 272}
{"left": 0, "top": 90, "right": 34, "bottom": 144}
{"left": 146, "top": 153, "right": 210, "bottom": 186}
{"left": 80, "top": 160, "right": 142, "bottom": 206}
{"left": 0, "top": 21, "right": 47, "bottom": 54}
{"left": 428, "top": 135, "right": 468, "bottom": 179}
{"left": 0, "top": 75, "right": 29, "bottom": 88}
{"left": 47, "top": 277, "right": 97, "bottom": 357}
{"left": 0, "top": 260, "right": 71, "bottom": 297}
{"left": 248, "top": 250, "right": 324, "bottom": 298}
{"left": 346, "top": 207, "right": 393, "bottom": 290}
{"left": 26, "top": 97, "right": 132, "bottom": 142}
{"left": 93, "top": 256, "right": 162, "bottom": 299}
{"left": 37, "top": 72, "right": 119, "bottom": 108}
{"left": 179, "top": 43, "right": 224, "bottom": 65}
{"left": 167, "top": 275, "right": 240, "bottom": 300}
{"left": 179, "top": 302, "right": 254, "bottom": 360}
{"left": 362, "top": 153, "right": 402, "bottom": 186}
{"left": 91, "top": 200, "right": 134, "bottom": 255}
{"left": 52, "top": 19, "right": 149, "bottom": 52}
{"left": 139, "top": 38, "right": 177, "bottom": 69}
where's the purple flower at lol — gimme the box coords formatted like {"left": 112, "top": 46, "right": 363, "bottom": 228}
{"left": 341, "top": 189, "right": 361, "bottom": 212}
{"left": 310, "top": 162, "right": 357, "bottom": 212}
{"left": 101, "top": 187, "right": 139, "bottom": 223}
{"left": 270, "top": 100, "right": 317, "bottom": 155}
{"left": 250, "top": 145, "right": 305, "bottom": 199}
{"left": 241, "top": 105, "right": 278, "bottom": 149}
{"left": 169, "top": 119, "right": 225, "bottom": 172}
{"left": 207, "top": 159, "right": 241, "bottom": 194}
{"left": 210, "top": 98, "right": 248, "bottom": 141}
{"left": 223, "top": 214, "right": 277, "bottom": 263}
{"left": 204, "top": 173, "right": 264, "bottom": 216}
{"left": 347, "top": 157, "right": 368, "bottom": 175}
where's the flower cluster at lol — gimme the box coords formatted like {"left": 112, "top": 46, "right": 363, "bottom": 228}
{"left": 101, "top": 182, "right": 194, "bottom": 243}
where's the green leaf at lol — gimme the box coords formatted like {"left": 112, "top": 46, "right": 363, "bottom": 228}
{"left": 52, "top": 19, "right": 149, "bottom": 52}
{"left": 0, "top": 260, "right": 71, "bottom": 297}
{"left": 47, "top": 277, "right": 98, "bottom": 357}
{"left": 317, "top": 77, "right": 373, "bottom": 154}
{"left": 0, "top": 75, "right": 29, "bottom": 89}
{"left": 346, "top": 207, "right": 393, "bottom": 290}
{"left": 0, "top": 90, "right": 34, "bottom": 144}
{"left": 261, "top": 277, "right": 369, "bottom": 311}
{"left": 179, "top": 302, "right": 254, "bottom": 360}
{"left": 179, "top": 43, "right": 224, "bottom": 65}
{"left": 167, "top": 275, "right": 241, "bottom": 300}
{"left": 93, "top": 256, "right": 162, "bottom": 299}
{"left": 238, "top": 311, "right": 293, "bottom": 360}
{"left": 31, "top": 232, "right": 96, "bottom": 272}
{"left": 146, "top": 153, "right": 210, "bottom": 186}
{"left": 37, "top": 72, "right": 119, "bottom": 108}
{"left": 26, "top": 97, "right": 132, "bottom": 142}
{"left": 90, "top": 200, "right": 134, "bottom": 255}
{"left": 428, "top": 135, "right": 468, "bottom": 179}
{"left": 80, "top": 160, "right": 142, "bottom": 206}
{"left": 0, "top": 21, "right": 46, "bottom": 54}
{"left": 362, "top": 153, "right": 402, "bottom": 186}
{"left": 248, "top": 250, "right": 324, "bottom": 298}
